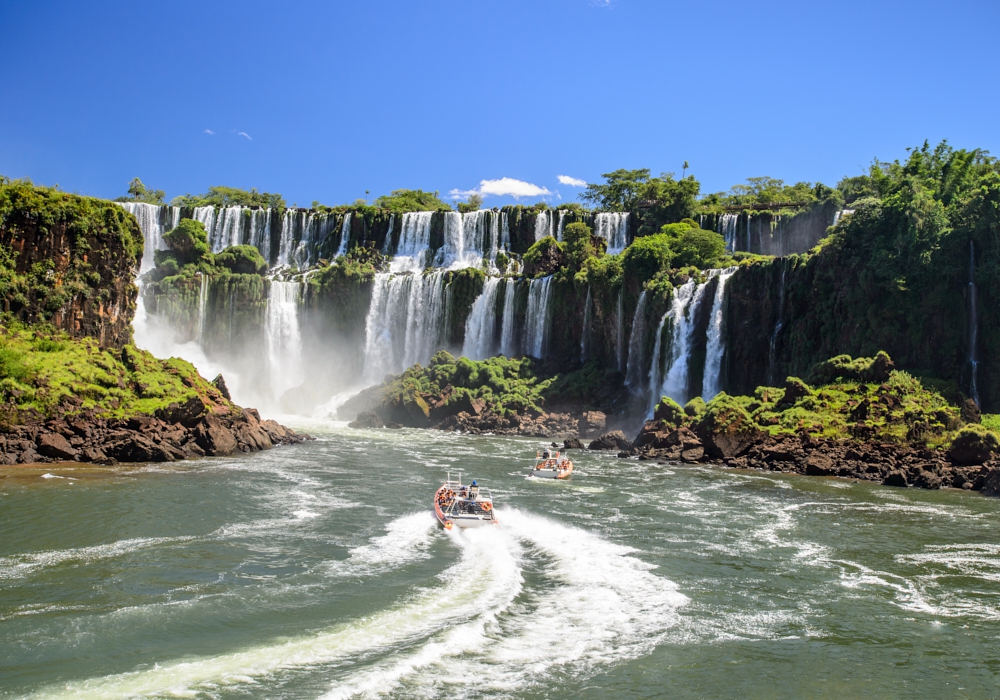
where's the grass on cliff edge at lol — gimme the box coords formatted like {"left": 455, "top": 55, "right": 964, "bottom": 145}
{"left": 660, "top": 354, "right": 978, "bottom": 450}
{"left": 0, "top": 325, "right": 230, "bottom": 422}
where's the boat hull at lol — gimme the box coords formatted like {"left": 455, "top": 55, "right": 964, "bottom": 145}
{"left": 530, "top": 465, "right": 573, "bottom": 480}
{"left": 434, "top": 484, "right": 497, "bottom": 529}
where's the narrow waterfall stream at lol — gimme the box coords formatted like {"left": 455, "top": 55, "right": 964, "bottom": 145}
{"left": 523, "top": 276, "right": 554, "bottom": 358}
{"left": 462, "top": 277, "right": 503, "bottom": 360}
{"left": 702, "top": 267, "right": 738, "bottom": 399}
{"left": 615, "top": 290, "right": 625, "bottom": 373}
{"left": 595, "top": 212, "right": 629, "bottom": 254}
{"left": 499, "top": 279, "right": 518, "bottom": 357}
{"left": 969, "top": 240, "right": 981, "bottom": 406}
{"left": 392, "top": 212, "right": 434, "bottom": 273}
{"left": 265, "top": 280, "right": 304, "bottom": 401}
{"left": 196, "top": 273, "right": 209, "bottom": 344}
{"left": 625, "top": 290, "right": 649, "bottom": 390}
{"left": 336, "top": 213, "right": 352, "bottom": 257}
{"left": 581, "top": 286, "right": 593, "bottom": 361}
{"left": 767, "top": 261, "right": 788, "bottom": 386}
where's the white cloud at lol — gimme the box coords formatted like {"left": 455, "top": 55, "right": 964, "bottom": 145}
{"left": 449, "top": 177, "right": 552, "bottom": 200}
{"left": 237, "top": 131, "right": 252, "bottom": 140}
{"left": 558, "top": 175, "right": 587, "bottom": 187}
{"left": 203, "top": 129, "right": 215, "bottom": 135}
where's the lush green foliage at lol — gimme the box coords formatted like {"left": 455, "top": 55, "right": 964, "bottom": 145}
{"left": 581, "top": 169, "right": 700, "bottom": 236}
{"left": 562, "top": 222, "right": 603, "bottom": 269}
{"left": 115, "top": 178, "right": 165, "bottom": 205}
{"left": 456, "top": 194, "right": 484, "bottom": 213}
{"left": 171, "top": 186, "right": 286, "bottom": 209}
{"left": 214, "top": 245, "right": 267, "bottom": 275}
{"left": 0, "top": 327, "right": 230, "bottom": 421}
{"left": 163, "top": 219, "right": 211, "bottom": 264}
{"left": 373, "top": 189, "right": 452, "bottom": 213}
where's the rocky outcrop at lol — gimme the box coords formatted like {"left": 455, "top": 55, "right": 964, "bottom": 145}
{"left": 0, "top": 182, "right": 143, "bottom": 349}
{"left": 630, "top": 419, "right": 1000, "bottom": 493}
{"left": 0, "top": 401, "right": 308, "bottom": 466}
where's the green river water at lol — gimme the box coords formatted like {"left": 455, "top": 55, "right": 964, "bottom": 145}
{"left": 2, "top": 422, "right": 1000, "bottom": 699}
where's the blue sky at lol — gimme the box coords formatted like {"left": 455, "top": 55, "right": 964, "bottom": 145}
{"left": 1, "top": 0, "right": 997, "bottom": 207}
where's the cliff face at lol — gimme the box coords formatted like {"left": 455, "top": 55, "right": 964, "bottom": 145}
{"left": 0, "top": 181, "right": 143, "bottom": 348}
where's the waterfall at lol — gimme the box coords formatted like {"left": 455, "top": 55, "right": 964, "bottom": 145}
{"left": 832, "top": 209, "right": 855, "bottom": 227}
{"left": 969, "top": 240, "right": 981, "bottom": 406}
{"left": 499, "top": 279, "right": 518, "bottom": 357}
{"left": 701, "top": 267, "right": 738, "bottom": 399}
{"left": 392, "top": 212, "right": 434, "bottom": 273}
{"left": 556, "top": 210, "right": 569, "bottom": 241}
{"left": 381, "top": 214, "right": 396, "bottom": 254}
{"left": 656, "top": 272, "right": 717, "bottom": 406}
{"left": 196, "top": 273, "right": 209, "bottom": 344}
{"left": 581, "top": 286, "right": 592, "bottom": 361}
{"left": 362, "top": 271, "right": 448, "bottom": 383}
{"left": 534, "top": 211, "right": 553, "bottom": 241}
{"left": 647, "top": 280, "right": 693, "bottom": 413}
{"left": 767, "top": 262, "right": 787, "bottom": 386}
{"left": 265, "top": 280, "right": 304, "bottom": 400}
{"left": 336, "top": 213, "right": 352, "bottom": 257}
{"left": 438, "top": 210, "right": 505, "bottom": 269}
{"left": 523, "top": 276, "right": 554, "bottom": 358}
{"left": 615, "top": 290, "right": 625, "bottom": 373}
{"left": 117, "top": 203, "right": 179, "bottom": 273}
{"left": 595, "top": 213, "right": 629, "bottom": 254}
{"left": 462, "top": 277, "right": 502, "bottom": 360}
{"left": 718, "top": 213, "right": 739, "bottom": 253}
{"left": 625, "top": 290, "right": 649, "bottom": 390}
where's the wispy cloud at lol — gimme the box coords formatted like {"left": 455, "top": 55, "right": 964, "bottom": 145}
{"left": 237, "top": 131, "right": 252, "bottom": 141}
{"left": 558, "top": 175, "right": 587, "bottom": 187}
{"left": 591, "top": 0, "right": 614, "bottom": 6}
{"left": 203, "top": 129, "right": 215, "bottom": 135}
{"left": 450, "top": 177, "right": 552, "bottom": 200}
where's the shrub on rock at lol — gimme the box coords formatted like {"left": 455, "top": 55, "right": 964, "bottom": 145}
{"left": 654, "top": 396, "right": 684, "bottom": 427}
{"left": 684, "top": 396, "right": 706, "bottom": 417}
{"left": 215, "top": 245, "right": 267, "bottom": 275}
{"left": 948, "top": 424, "right": 1000, "bottom": 465}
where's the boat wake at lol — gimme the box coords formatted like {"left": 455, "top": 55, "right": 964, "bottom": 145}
{"left": 29, "top": 510, "right": 686, "bottom": 699}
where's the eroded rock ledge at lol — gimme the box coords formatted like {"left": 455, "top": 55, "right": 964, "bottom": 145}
{"left": 0, "top": 395, "right": 308, "bottom": 466}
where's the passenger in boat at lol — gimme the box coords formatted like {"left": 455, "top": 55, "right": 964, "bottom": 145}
{"left": 542, "top": 449, "right": 550, "bottom": 460}
{"left": 470, "top": 480, "right": 479, "bottom": 498}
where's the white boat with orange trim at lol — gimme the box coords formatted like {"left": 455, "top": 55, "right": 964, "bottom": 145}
{"left": 433, "top": 472, "right": 498, "bottom": 530}
{"left": 529, "top": 449, "right": 574, "bottom": 480}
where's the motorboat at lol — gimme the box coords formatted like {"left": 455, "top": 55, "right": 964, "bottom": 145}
{"left": 434, "top": 472, "right": 497, "bottom": 529}
{"left": 529, "top": 449, "right": 574, "bottom": 480}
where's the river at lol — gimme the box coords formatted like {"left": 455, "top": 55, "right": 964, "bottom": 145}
{"left": 2, "top": 423, "right": 1000, "bottom": 698}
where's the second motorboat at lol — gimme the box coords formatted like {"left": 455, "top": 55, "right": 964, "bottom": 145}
{"left": 529, "top": 448, "right": 574, "bottom": 480}
{"left": 434, "top": 472, "right": 498, "bottom": 529}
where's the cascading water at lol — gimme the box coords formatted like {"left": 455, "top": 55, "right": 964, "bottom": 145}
{"left": 523, "top": 276, "right": 554, "bottom": 358}
{"left": 968, "top": 240, "right": 981, "bottom": 406}
{"left": 534, "top": 211, "right": 553, "bottom": 241}
{"left": 624, "top": 290, "right": 649, "bottom": 391}
{"left": 381, "top": 214, "right": 396, "bottom": 254}
{"left": 615, "top": 290, "right": 625, "bottom": 373}
{"left": 265, "top": 280, "right": 304, "bottom": 401}
{"left": 438, "top": 210, "right": 506, "bottom": 269}
{"left": 646, "top": 280, "right": 694, "bottom": 413}
{"left": 832, "top": 209, "right": 855, "bottom": 227}
{"left": 362, "top": 272, "right": 448, "bottom": 383}
{"left": 595, "top": 213, "right": 629, "bottom": 254}
{"left": 701, "top": 267, "right": 738, "bottom": 399}
{"left": 463, "top": 277, "right": 503, "bottom": 360}
{"left": 196, "top": 273, "right": 209, "bottom": 344}
{"left": 117, "top": 202, "right": 179, "bottom": 272}
{"left": 718, "top": 213, "right": 739, "bottom": 253}
{"left": 767, "top": 262, "right": 787, "bottom": 386}
{"left": 336, "top": 213, "right": 352, "bottom": 257}
{"left": 392, "top": 212, "right": 434, "bottom": 273}
{"left": 499, "top": 279, "right": 518, "bottom": 358}
{"left": 581, "top": 287, "right": 592, "bottom": 362}
{"left": 556, "top": 210, "right": 569, "bottom": 241}
{"left": 655, "top": 272, "right": 718, "bottom": 406}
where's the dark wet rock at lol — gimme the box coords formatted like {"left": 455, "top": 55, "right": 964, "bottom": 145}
{"left": 212, "top": 374, "right": 232, "bottom": 401}
{"left": 680, "top": 446, "right": 705, "bottom": 463}
{"left": 563, "top": 437, "right": 584, "bottom": 450}
{"left": 882, "top": 470, "right": 908, "bottom": 487}
{"left": 805, "top": 453, "right": 835, "bottom": 476}
{"left": 193, "top": 414, "right": 238, "bottom": 456}
{"left": 36, "top": 432, "right": 78, "bottom": 460}
{"left": 981, "top": 469, "right": 1000, "bottom": 497}
{"left": 349, "top": 411, "right": 384, "bottom": 429}
{"left": 588, "top": 430, "right": 632, "bottom": 451}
